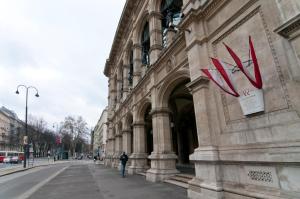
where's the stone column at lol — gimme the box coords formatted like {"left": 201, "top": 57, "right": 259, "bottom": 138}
{"left": 146, "top": 108, "right": 178, "bottom": 182}
{"left": 104, "top": 138, "right": 111, "bottom": 166}
{"left": 149, "top": 11, "right": 163, "bottom": 65}
{"left": 166, "top": 28, "right": 177, "bottom": 47}
{"left": 122, "top": 129, "right": 132, "bottom": 169}
{"left": 110, "top": 137, "right": 116, "bottom": 167}
{"left": 132, "top": 30, "right": 142, "bottom": 87}
{"left": 128, "top": 121, "right": 148, "bottom": 174}
{"left": 116, "top": 78, "right": 122, "bottom": 107}
{"left": 122, "top": 129, "right": 132, "bottom": 155}
{"left": 105, "top": 123, "right": 114, "bottom": 167}
{"left": 122, "top": 51, "right": 130, "bottom": 98}
{"left": 115, "top": 134, "right": 123, "bottom": 169}
{"left": 186, "top": 77, "right": 223, "bottom": 199}
{"left": 111, "top": 77, "right": 117, "bottom": 108}
{"left": 182, "top": 6, "right": 223, "bottom": 196}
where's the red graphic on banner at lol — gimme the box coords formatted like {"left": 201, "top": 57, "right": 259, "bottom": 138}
{"left": 201, "top": 36, "right": 263, "bottom": 97}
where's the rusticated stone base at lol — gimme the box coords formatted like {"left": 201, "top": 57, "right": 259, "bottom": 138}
{"left": 128, "top": 153, "right": 149, "bottom": 174}
{"left": 146, "top": 152, "right": 179, "bottom": 182}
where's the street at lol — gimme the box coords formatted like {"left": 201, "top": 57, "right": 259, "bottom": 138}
{"left": 0, "top": 161, "right": 187, "bottom": 199}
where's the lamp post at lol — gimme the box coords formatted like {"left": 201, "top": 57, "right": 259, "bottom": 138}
{"left": 15, "top": 85, "right": 39, "bottom": 168}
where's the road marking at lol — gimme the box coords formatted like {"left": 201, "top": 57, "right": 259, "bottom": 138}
{"left": 0, "top": 167, "right": 45, "bottom": 184}
{"left": 15, "top": 166, "right": 69, "bottom": 199}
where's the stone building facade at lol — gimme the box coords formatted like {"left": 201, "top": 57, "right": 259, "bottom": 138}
{"left": 103, "top": 0, "right": 300, "bottom": 198}
{"left": 0, "top": 106, "right": 23, "bottom": 151}
{"left": 93, "top": 107, "right": 108, "bottom": 159}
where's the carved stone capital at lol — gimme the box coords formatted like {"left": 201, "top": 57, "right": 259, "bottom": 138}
{"left": 132, "top": 121, "right": 146, "bottom": 127}
{"left": 150, "top": 107, "right": 172, "bottom": 116}
{"left": 186, "top": 76, "right": 210, "bottom": 93}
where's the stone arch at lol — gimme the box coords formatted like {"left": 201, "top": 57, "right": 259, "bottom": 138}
{"left": 157, "top": 69, "right": 190, "bottom": 108}
{"left": 124, "top": 112, "right": 134, "bottom": 155}
{"left": 117, "top": 120, "right": 123, "bottom": 135}
{"left": 124, "top": 112, "right": 133, "bottom": 130}
{"left": 126, "top": 40, "right": 134, "bottom": 87}
{"left": 136, "top": 97, "right": 152, "bottom": 121}
{"left": 135, "top": 11, "right": 150, "bottom": 44}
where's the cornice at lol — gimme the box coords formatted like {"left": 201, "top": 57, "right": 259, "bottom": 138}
{"left": 103, "top": 0, "right": 139, "bottom": 77}
{"left": 274, "top": 13, "right": 300, "bottom": 40}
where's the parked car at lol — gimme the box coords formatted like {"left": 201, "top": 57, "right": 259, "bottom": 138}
{"left": 11, "top": 156, "right": 21, "bottom": 164}
{"left": 3, "top": 156, "right": 12, "bottom": 163}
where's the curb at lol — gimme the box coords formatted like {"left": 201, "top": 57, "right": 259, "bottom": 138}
{"left": 0, "top": 161, "right": 69, "bottom": 177}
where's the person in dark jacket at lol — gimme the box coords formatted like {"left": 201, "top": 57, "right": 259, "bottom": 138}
{"left": 119, "top": 152, "right": 128, "bottom": 177}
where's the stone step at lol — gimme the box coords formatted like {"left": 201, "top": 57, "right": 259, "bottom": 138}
{"left": 169, "top": 176, "right": 191, "bottom": 184}
{"left": 164, "top": 179, "right": 189, "bottom": 189}
{"left": 174, "top": 173, "right": 194, "bottom": 180}
{"left": 164, "top": 173, "right": 194, "bottom": 189}
{"left": 137, "top": 172, "right": 147, "bottom": 176}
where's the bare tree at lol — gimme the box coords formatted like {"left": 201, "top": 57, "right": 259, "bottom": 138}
{"left": 60, "top": 116, "right": 89, "bottom": 157}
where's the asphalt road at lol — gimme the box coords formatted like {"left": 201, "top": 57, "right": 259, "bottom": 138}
{"left": 0, "top": 162, "right": 187, "bottom": 199}
{"left": 0, "top": 164, "right": 69, "bottom": 199}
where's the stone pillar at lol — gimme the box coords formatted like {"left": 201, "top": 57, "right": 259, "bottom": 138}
{"left": 166, "top": 28, "right": 177, "bottom": 47}
{"left": 132, "top": 30, "right": 142, "bottom": 87}
{"left": 122, "top": 129, "right": 132, "bottom": 155}
{"left": 149, "top": 11, "right": 163, "bottom": 65}
{"left": 122, "top": 129, "right": 132, "bottom": 170}
{"left": 115, "top": 134, "right": 122, "bottom": 170}
{"left": 128, "top": 121, "right": 148, "bottom": 174}
{"left": 111, "top": 77, "right": 117, "bottom": 108}
{"left": 146, "top": 108, "right": 178, "bottom": 182}
{"left": 116, "top": 78, "right": 122, "bottom": 107}
{"left": 186, "top": 77, "right": 223, "bottom": 199}
{"left": 110, "top": 137, "right": 116, "bottom": 167}
{"left": 104, "top": 138, "right": 111, "bottom": 166}
{"left": 105, "top": 122, "right": 114, "bottom": 167}
{"left": 182, "top": 8, "right": 223, "bottom": 196}
{"left": 122, "top": 64, "right": 130, "bottom": 100}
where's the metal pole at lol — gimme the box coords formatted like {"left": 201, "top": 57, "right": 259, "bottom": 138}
{"left": 23, "top": 87, "right": 28, "bottom": 168}
{"left": 16, "top": 85, "right": 39, "bottom": 168}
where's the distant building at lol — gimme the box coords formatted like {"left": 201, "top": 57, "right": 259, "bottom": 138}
{"left": 0, "top": 106, "right": 24, "bottom": 151}
{"left": 93, "top": 107, "right": 108, "bottom": 159}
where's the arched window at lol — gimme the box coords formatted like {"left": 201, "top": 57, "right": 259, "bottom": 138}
{"left": 128, "top": 49, "right": 133, "bottom": 87}
{"left": 161, "top": 0, "right": 183, "bottom": 47}
{"left": 141, "top": 22, "right": 150, "bottom": 66}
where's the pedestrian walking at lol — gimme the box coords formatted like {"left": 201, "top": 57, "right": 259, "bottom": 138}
{"left": 119, "top": 152, "right": 128, "bottom": 177}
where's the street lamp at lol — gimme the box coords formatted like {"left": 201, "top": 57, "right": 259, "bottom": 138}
{"left": 15, "top": 85, "right": 39, "bottom": 168}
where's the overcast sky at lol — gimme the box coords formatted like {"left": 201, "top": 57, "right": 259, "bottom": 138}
{"left": 0, "top": 0, "right": 125, "bottom": 129}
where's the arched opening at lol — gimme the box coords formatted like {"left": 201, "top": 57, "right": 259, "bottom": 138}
{"left": 168, "top": 79, "right": 198, "bottom": 174}
{"left": 118, "top": 65, "right": 124, "bottom": 100}
{"left": 160, "top": 0, "right": 183, "bottom": 47}
{"left": 128, "top": 49, "right": 134, "bottom": 87}
{"left": 144, "top": 105, "right": 153, "bottom": 156}
{"left": 113, "top": 75, "right": 117, "bottom": 106}
{"left": 141, "top": 22, "right": 150, "bottom": 66}
{"left": 118, "top": 122, "right": 123, "bottom": 154}
{"left": 126, "top": 113, "right": 134, "bottom": 155}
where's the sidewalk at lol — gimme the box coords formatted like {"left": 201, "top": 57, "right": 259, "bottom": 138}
{"left": 0, "top": 159, "right": 70, "bottom": 177}
{"left": 90, "top": 164, "right": 188, "bottom": 199}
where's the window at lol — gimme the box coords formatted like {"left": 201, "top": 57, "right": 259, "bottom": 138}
{"left": 141, "top": 22, "right": 150, "bottom": 66}
{"left": 128, "top": 50, "right": 134, "bottom": 86}
{"left": 161, "top": 0, "right": 183, "bottom": 47}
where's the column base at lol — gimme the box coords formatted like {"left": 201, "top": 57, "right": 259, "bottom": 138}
{"left": 128, "top": 153, "right": 149, "bottom": 174}
{"left": 146, "top": 152, "right": 179, "bottom": 182}
{"left": 104, "top": 155, "right": 113, "bottom": 167}
{"left": 188, "top": 177, "right": 224, "bottom": 199}
{"left": 188, "top": 146, "right": 223, "bottom": 199}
